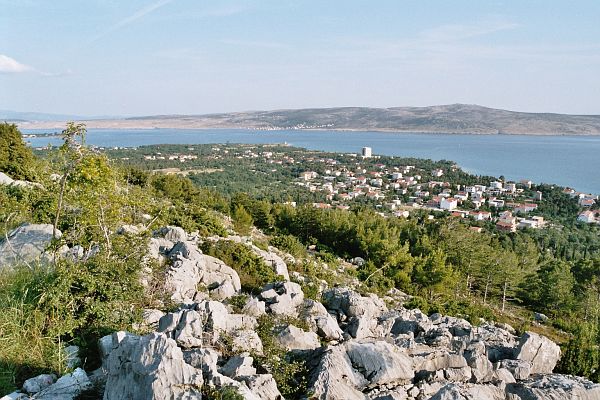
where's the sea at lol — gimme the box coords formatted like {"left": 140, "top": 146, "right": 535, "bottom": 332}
{"left": 22, "top": 128, "right": 600, "bottom": 195}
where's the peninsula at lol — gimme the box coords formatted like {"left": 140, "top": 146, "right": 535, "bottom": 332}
{"left": 12, "top": 104, "right": 600, "bottom": 135}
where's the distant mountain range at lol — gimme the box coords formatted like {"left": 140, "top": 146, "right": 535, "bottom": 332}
{"left": 11, "top": 104, "right": 600, "bottom": 135}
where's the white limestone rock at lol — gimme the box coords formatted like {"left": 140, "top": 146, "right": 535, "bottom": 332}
{"left": 513, "top": 331, "right": 561, "bottom": 374}
{"left": 0, "top": 223, "right": 60, "bottom": 268}
{"left": 345, "top": 340, "right": 414, "bottom": 386}
{"left": 102, "top": 332, "right": 203, "bottom": 400}
{"left": 277, "top": 325, "right": 320, "bottom": 351}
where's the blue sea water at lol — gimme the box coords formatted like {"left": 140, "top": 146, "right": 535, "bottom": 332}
{"left": 23, "top": 128, "right": 600, "bottom": 195}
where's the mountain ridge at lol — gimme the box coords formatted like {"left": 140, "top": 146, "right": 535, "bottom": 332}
{"left": 13, "top": 104, "right": 600, "bottom": 135}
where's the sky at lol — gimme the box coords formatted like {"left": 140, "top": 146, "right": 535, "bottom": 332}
{"left": 1, "top": 0, "right": 600, "bottom": 116}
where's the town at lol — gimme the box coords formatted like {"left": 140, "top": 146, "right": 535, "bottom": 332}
{"left": 102, "top": 143, "right": 599, "bottom": 232}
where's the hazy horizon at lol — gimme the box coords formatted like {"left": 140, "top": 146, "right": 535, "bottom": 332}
{"left": 2, "top": 1, "right": 600, "bottom": 116}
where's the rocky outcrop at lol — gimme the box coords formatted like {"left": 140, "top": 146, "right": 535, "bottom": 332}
{"left": 10, "top": 224, "right": 598, "bottom": 400}
{"left": 346, "top": 340, "right": 414, "bottom": 386}
{"left": 34, "top": 368, "right": 92, "bottom": 400}
{"left": 163, "top": 241, "right": 241, "bottom": 303}
{"left": 0, "top": 223, "right": 60, "bottom": 268}
{"left": 513, "top": 331, "right": 561, "bottom": 374}
{"left": 506, "top": 374, "right": 600, "bottom": 399}
{"left": 276, "top": 325, "right": 320, "bottom": 351}
{"left": 102, "top": 332, "right": 203, "bottom": 399}
{"left": 260, "top": 281, "right": 305, "bottom": 316}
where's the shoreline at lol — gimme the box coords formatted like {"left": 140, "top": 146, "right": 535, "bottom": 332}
{"left": 17, "top": 123, "right": 600, "bottom": 137}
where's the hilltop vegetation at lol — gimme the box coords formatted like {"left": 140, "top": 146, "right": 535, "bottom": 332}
{"left": 18, "top": 104, "right": 600, "bottom": 135}
{"left": 0, "top": 122, "right": 599, "bottom": 396}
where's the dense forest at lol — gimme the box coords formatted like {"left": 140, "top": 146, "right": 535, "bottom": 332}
{"left": 0, "top": 122, "right": 599, "bottom": 394}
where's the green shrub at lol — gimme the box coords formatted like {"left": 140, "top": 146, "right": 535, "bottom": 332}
{"left": 254, "top": 316, "right": 309, "bottom": 399}
{"left": 201, "top": 240, "right": 278, "bottom": 293}
{"left": 269, "top": 234, "right": 306, "bottom": 258}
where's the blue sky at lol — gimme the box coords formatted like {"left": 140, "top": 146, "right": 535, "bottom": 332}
{"left": 1, "top": 0, "right": 600, "bottom": 116}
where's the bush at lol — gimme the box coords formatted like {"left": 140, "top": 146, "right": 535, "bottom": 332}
{"left": 254, "top": 316, "right": 309, "bottom": 399}
{"left": 269, "top": 234, "right": 306, "bottom": 258}
{"left": 0, "top": 123, "right": 37, "bottom": 181}
{"left": 201, "top": 240, "right": 278, "bottom": 293}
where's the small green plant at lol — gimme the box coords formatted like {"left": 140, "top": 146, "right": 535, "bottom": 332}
{"left": 201, "top": 240, "right": 277, "bottom": 293}
{"left": 203, "top": 385, "right": 244, "bottom": 400}
{"left": 253, "top": 315, "right": 309, "bottom": 399}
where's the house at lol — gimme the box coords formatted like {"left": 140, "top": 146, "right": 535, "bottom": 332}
{"left": 470, "top": 211, "right": 492, "bottom": 221}
{"left": 440, "top": 197, "right": 458, "bottom": 211}
{"left": 427, "top": 196, "right": 442, "bottom": 208}
{"left": 470, "top": 227, "right": 483, "bottom": 233}
{"left": 518, "top": 216, "right": 544, "bottom": 229}
{"left": 489, "top": 198, "right": 505, "bottom": 208}
{"left": 490, "top": 181, "right": 503, "bottom": 190}
{"left": 520, "top": 180, "right": 533, "bottom": 189}
{"left": 579, "top": 198, "right": 596, "bottom": 207}
{"left": 300, "top": 171, "right": 318, "bottom": 181}
{"left": 432, "top": 168, "right": 444, "bottom": 177}
{"left": 394, "top": 210, "right": 410, "bottom": 218}
{"left": 534, "top": 191, "right": 543, "bottom": 201}
{"left": 578, "top": 210, "right": 596, "bottom": 223}
{"left": 514, "top": 203, "right": 538, "bottom": 213}
{"left": 496, "top": 212, "right": 517, "bottom": 232}
{"left": 455, "top": 192, "right": 469, "bottom": 201}
{"left": 505, "top": 183, "right": 516, "bottom": 193}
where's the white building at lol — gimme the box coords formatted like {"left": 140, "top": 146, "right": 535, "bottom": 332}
{"left": 362, "top": 147, "right": 372, "bottom": 158}
{"left": 490, "top": 181, "right": 503, "bottom": 190}
{"left": 578, "top": 211, "right": 596, "bottom": 223}
{"left": 440, "top": 197, "right": 458, "bottom": 210}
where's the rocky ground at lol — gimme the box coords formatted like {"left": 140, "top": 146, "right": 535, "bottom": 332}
{"left": 1, "top": 224, "right": 600, "bottom": 400}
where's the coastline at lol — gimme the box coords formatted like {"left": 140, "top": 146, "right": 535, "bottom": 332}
{"left": 16, "top": 121, "right": 600, "bottom": 136}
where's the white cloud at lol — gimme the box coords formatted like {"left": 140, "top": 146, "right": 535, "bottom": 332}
{"left": 0, "top": 54, "right": 33, "bottom": 73}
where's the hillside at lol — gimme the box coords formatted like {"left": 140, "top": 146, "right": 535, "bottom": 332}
{"left": 15, "top": 104, "right": 600, "bottom": 135}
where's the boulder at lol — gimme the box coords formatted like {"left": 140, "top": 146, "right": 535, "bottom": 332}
{"left": 183, "top": 348, "right": 220, "bottom": 376}
{"left": 495, "top": 359, "right": 532, "bottom": 380}
{"left": 0, "top": 223, "right": 60, "bottom": 267}
{"left": 463, "top": 341, "right": 493, "bottom": 383}
{"left": 251, "top": 244, "right": 290, "bottom": 280}
{"left": 219, "top": 355, "right": 256, "bottom": 377}
{"left": 103, "top": 332, "right": 203, "bottom": 399}
{"left": 322, "top": 288, "right": 386, "bottom": 339}
{"left": 345, "top": 340, "right": 414, "bottom": 386}
{"left": 237, "top": 374, "right": 283, "bottom": 400}
{"left": 158, "top": 309, "right": 204, "bottom": 348}
{"left": 506, "top": 374, "right": 600, "bottom": 399}
{"left": 300, "top": 299, "right": 344, "bottom": 341}
{"left": 260, "top": 281, "right": 305, "bottom": 316}
{"left": 242, "top": 297, "right": 267, "bottom": 317}
{"left": 277, "top": 325, "right": 320, "bottom": 351}
{"left": 208, "top": 374, "right": 261, "bottom": 400}
{"left": 513, "top": 332, "right": 560, "bottom": 374}
{"left": 231, "top": 329, "right": 264, "bottom": 355}
{"left": 308, "top": 346, "right": 368, "bottom": 400}
{"left": 22, "top": 374, "right": 56, "bottom": 394}
{"left": 142, "top": 309, "right": 165, "bottom": 328}
{"left": 165, "top": 243, "right": 241, "bottom": 304}
{"left": 155, "top": 226, "right": 188, "bottom": 242}
{"left": 0, "top": 171, "right": 14, "bottom": 185}
{"left": 34, "top": 368, "right": 92, "bottom": 400}
{"left": 0, "top": 392, "right": 29, "bottom": 400}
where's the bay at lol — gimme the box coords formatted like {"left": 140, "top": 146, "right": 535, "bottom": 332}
{"left": 23, "top": 128, "right": 600, "bottom": 195}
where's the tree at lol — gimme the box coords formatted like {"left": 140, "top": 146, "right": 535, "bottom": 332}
{"left": 232, "top": 205, "right": 253, "bottom": 235}
{"left": 53, "top": 122, "right": 87, "bottom": 239}
{"left": 0, "top": 122, "right": 37, "bottom": 180}
{"left": 413, "top": 249, "right": 456, "bottom": 300}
